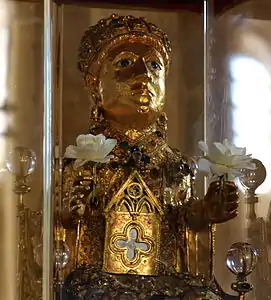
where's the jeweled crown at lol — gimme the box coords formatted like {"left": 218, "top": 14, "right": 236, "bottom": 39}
{"left": 78, "top": 14, "right": 172, "bottom": 76}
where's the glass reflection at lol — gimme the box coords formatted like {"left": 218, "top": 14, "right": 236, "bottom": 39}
{"left": 230, "top": 55, "right": 271, "bottom": 195}
{"left": 211, "top": 3, "right": 271, "bottom": 298}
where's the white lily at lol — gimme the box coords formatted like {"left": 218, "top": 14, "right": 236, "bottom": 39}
{"left": 64, "top": 134, "right": 117, "bottom": 168}
{"left": 197, "top": 138, "right": 256, "bottom": 181}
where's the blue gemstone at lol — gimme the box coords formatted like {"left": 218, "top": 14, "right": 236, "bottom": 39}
{"left": 111, "top": 18, "right": 119, "bottom": 24}
{"left": 111, "top": 18, "right": 123, "bottom": 28}
{"left": 232, "top": 282, "right": 252, "bottom": 293}
{"left": 238, "top": 282, "right": 251, "bottom": 290}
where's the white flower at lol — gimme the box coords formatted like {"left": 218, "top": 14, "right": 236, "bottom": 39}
{"left": 64, "top": 134, "right": 117, "bottom": 168}
{"left": 197, "top": 138, "right": 256, "bottom": 181}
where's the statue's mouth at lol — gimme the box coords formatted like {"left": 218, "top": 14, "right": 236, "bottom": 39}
{"left": 131, "top": 88, "right": 154, "bottom": 98}
{"left": 138, "top": 105, "right": 150, "bottom": 114}
{"left": 130, "top": 81, "right": 156, "bottom": 98}
{"left": 131, "top": 88, "right": 155, "bottom": 111}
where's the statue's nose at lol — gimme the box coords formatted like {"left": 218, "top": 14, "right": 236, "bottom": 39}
{"left": 115, "top": 57, "right": 151, "bottom": 82}
{"left": 130, "top": 76, "right": 151, "bottom": 90}
{"left": 133, "top": 57, "right": 151, "bottom": 77}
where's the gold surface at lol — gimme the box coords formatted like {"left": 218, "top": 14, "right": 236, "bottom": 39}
{"left": 103, "top": 171, "right": 162, "bottom": 275}
{"left": 58, "top": 14, "right": 239, "bottom": 297}
{"left": 11, "top": 9, "right": 241, "bottom": 299}
{"left": 90, "top": 42, "right": 166, "bottom": 130}
{"left": 61, "top": 134, "right": 195, "bottom": 277}
{"left": 78, "top": 14, "right": 171, "bottom": 78}
{"left": 16, "top": 186, "right": 42, "bottom": 300}
{"left": 11, "top": 3, "right": 270, "bottom": 298}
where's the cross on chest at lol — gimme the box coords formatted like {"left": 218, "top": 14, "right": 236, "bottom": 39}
{"left": 116, "top": 228, "right": 149, "bottom": 261}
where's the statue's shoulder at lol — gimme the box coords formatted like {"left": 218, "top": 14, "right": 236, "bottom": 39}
{"left": 163, "top": 145, "right": 193, "bottom": 185}
{"left": 165, "top": 145, "right": 189, "bottom": 165}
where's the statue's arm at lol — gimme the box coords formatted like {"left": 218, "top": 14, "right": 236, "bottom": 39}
{"left": 164, "top": 147, "right": 209, "bottom": 232}
{"left": 165, "top": 147, "right": 239, "bottom": 232}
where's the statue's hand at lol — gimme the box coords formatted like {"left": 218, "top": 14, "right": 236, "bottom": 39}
{"left": 203, "top": 180, "right": 239, "bottom": 224}
{"left": 61, "top": 184, "right": 92, "bottom": 228}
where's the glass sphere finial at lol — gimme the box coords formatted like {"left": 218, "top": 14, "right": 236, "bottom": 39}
{"left": 226, "top": 242, "right": 258, "bottom": 277}
{"left": 54, "top": 241, "right": 70, "bottom": 269}
{"left": 239, "top": 159, "right": 266, "bottom": 193}
{"left": 6, "top": 147, "right": 36, "bottom": 177}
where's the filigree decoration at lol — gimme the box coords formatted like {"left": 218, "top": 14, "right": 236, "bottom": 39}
{"left": 103, "top": 171, "right": 162, "bottom": 275}
{"left": 17, "top": 205, "right": 42, "bottom": 300}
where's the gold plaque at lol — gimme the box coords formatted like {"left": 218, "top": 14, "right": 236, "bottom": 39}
{"left": 103, "top": 171, "right": 163, "bottom": 275}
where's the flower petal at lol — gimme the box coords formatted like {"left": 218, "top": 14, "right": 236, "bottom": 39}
{"left": 198, "top": 158, "right": 211, "bottom": 173}
{"left": 74, "top": 159, "right": 88, "bottom": 169}
{"left": 68, "top": 134, "right": 118, "bottom": 165}
{"left": 245, "top": 162, "right": 256, "bottom": 170}
{"left": 77, "top": 133, "right": 105, "bottom": 147}
{"left": 198, "top": 141, "right": 209, "bottom": 153}
{"left": 231, "top": 155, "right": 254, "bottom": 168}
{"left": 210, "top": 163, "right": 232, "bottom": 176}
{"left": 95, "top": 139, "right": 117, "bottom": 159}
{"left": 95, "top": 134, "right": 106, "bottom": 143}
{"left": 213, "top": 142, "right": 227, "bottom": 155}
{"left": 76, "top": 134, "right": 87, "bottom": 147}
{"left": 104, "top": 138, "right": 118, "bottom": 153}
{"left": 231, "top": 146, "right": 246, "bottom": 156}
{"left": 197, "top": 138, "right": 255, "bottom": 181}
{"left": 92, "top": 154, "right": 114, "bottom": 163}
{"left": 75, "top": 147, "right": 95, "bottom": 159}
{"left": 207, "top": 146, "right": 224, "bottom": 164}
{"left": 91, "top": 135, "right": 104, "bottom": 151}
{"left": 64, "top": 145, "right": 78, "bottom": 158}
{"left": 223, "top": 138, "right": 246, "bottom": 156}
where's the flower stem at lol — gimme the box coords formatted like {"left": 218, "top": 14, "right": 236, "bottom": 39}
{"left": 91, "top": 164, "right": 97, "bottom": 214}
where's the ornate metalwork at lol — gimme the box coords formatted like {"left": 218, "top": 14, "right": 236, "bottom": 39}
{"left": 58, "top": 13, "right": 244, "bottom": 299}
{"left": 6, "top": 147, "right": 42, "bottom": 300}
{"left": 104, "top": 171, "right": 162, "bottom": 275}
{"left": 240, "top": 159, "right": 271, "bottom": 300}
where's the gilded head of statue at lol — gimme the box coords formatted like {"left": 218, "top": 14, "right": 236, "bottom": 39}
{"left": 78, "top": 14, "right": 171, "bottom": 130}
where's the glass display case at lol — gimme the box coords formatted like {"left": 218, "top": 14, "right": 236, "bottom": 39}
{"left": 0, "top": 0, "right": 270, "bottom": 299}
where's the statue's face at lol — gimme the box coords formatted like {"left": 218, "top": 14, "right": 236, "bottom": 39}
{"left": 93, "top": 43, "right": 166, "bottom": 129}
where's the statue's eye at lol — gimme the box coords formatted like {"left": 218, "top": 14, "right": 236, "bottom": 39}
{"left": 148, "top": 61, "right": 162, "bottom": 71}
{"left": 116, "top": 58, "right": 133, "bottom": 68}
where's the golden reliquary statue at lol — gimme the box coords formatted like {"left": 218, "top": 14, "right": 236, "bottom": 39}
{"left": 56, "top": 14, "right": 241, "bottom": 300}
